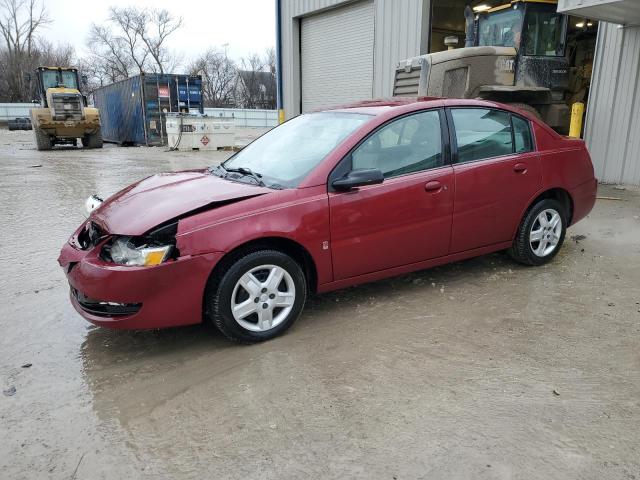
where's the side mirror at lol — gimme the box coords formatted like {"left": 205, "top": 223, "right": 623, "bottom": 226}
{"left": 81, "top": 74, "right": 88, "bottom": 86}
{"left": 332, "top": 168, "right": 384, "bottom": 191}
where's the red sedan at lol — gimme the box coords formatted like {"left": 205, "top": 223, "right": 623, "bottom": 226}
{"left": 58, "top": 98, "right": 597, "bottom": 343}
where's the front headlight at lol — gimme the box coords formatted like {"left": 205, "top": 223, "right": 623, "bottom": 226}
{"left": 104, "top": 236, "right": 173, "bottom": 266}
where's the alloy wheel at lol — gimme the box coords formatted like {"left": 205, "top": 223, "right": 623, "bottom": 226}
{"left": 529, "top": 208, "right": 562, "bottom": 257}
{"left": 230, "top": 264, "right": 296, "bottom": 332}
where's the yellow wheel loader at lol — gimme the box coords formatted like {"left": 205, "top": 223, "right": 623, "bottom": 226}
{"left": 26, "top": 67, "right": 102, "bottom": 151}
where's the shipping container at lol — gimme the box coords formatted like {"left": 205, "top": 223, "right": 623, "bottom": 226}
{"left": 92, "top": 73, "right": 203, "bottom": 146}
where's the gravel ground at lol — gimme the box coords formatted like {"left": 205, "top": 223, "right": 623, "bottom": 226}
{"left": 1, "top": 128, "right": 639, "bottom": 480}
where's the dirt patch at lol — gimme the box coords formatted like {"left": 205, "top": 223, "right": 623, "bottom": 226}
{"left": 1, "top": 129, "right": 639, "bottom": 479}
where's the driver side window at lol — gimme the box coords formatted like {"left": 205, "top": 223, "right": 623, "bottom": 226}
{"left": 352, "top": 110, "right": 443, "bottom": 178}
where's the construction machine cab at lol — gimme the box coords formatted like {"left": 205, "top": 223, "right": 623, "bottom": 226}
{"left": 474, "top": 1, "right": 569, "bottom": 100}
{"left": 394, "top": 0, "right": 572, "bottom": 132}
{"left": 37, "top": 67, "right": 80, "bottom": 91}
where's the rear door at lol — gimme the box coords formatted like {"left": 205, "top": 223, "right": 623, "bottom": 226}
{"left": 447, "top": 108, "right": 542, "bottom": 253}
{"left": 329, "top": 109, "right": 454, "bottom": 280}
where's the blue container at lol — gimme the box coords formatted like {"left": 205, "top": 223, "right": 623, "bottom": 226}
{"left": 93, "top": 73, "right": 203, "bottom": 146}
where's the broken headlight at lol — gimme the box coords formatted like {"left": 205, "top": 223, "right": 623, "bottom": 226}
{"left": 101, "top": 222, "right": 178, "bottom": 267}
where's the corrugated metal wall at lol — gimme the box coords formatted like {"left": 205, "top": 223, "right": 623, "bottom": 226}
{"left": 301, "top": 1, "right": 375, "bottom": 111}
{"left": 279, "top": 0, "right": 429, "bottom": 118}
{"left": 204, "top": 108, "right": 278, "bottom": 128}
{"left": 0, "top": 104, "right": 276, "bottom": 128}
{"left": 0, "top": 103, "right": 32, "bottom": 121}
{"left": 585, "top": 22, "right": 640, "bottom": 185}
{"left": 373, "top": 0, "right": 427, "bottom": 98}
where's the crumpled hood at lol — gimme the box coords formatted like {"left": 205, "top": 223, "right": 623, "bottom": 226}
{"left": 92, "top": 170, "right": 271, "bottom": 235}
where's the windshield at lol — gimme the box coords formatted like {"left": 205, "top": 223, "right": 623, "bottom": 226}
{"left": 478, "top": 8, "right": 524, "bottom": 48}
{"left": 522, "top": 10, "right": 566, "bottom": 56}
{"left": 41, "top": 70, "right": 79, "bottom": 89}
{"left": 60, "top": 70, "right": 79, "bottom": 88}
{"left": 221, "top": 112, "right": 371, "bottom": 188}
{"left": 41, "top": 71, "right": 59, "bottom": 89}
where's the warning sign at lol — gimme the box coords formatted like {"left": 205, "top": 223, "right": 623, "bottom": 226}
{"left": 158, "top": 85, "right": 170, "bottom": 97}
{"left": 201, "top": 135, "right": 210, "bottom": 146}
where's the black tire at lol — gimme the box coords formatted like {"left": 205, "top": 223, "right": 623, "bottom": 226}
{"left": 206, "top": 250, "right": 307, "bottom": 343}
{"left": 509, "top": 198, "right": 567, "bottom": 266}
{"left": 82, "top": 128, "right": 103, "bottom": 149}
{"left": 34, "top": 127, "right": 52, "bottom": 151}
{"left": 508, "top": 102, "right": 542, "bottom": 120}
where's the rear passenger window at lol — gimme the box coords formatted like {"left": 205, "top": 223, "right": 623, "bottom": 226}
{"left": 512, "top": 116, "right": 533, "bottom": 153}
{"left": 352, "top": 110, "right": 443, "bottom": 178}
{"left": 451, "top": 108, "right": 513, "bottom": 163}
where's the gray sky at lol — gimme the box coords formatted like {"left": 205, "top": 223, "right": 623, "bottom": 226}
{"left": 42, "top": 0, "right": 276, "bottom": 64}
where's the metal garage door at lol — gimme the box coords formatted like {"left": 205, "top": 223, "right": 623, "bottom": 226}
{"left": 301, "top": 1, "right": 374, "bottom": 112}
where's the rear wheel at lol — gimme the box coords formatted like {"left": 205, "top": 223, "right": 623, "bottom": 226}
{"left": 509, "top": 198, "right": 567, "bottom": 266}
{"left": 206, "top": 250, "right": 307, "bottom": 343}
{"left": 34, "top": 127, "right": 52, "bottom": 151}
{"left": 82, "top": 128, "right": 103, "bottom": 149}
{"left": 508, "top": 102, "right": 542, "bottom": 120}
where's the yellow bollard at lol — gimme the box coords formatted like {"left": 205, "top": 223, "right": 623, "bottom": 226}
{"left": 278, "top": 109, "right": 285, "bottom": 125}
{"left": 569, "top": 102, "right": 585, "bottom": 138}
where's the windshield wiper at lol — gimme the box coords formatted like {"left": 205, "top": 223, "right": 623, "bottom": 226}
{"left": 209, "top": 164, "right": 226, "bottom": 177}
{"left": 224, "top": 166, "right": 266, "bottom": 187}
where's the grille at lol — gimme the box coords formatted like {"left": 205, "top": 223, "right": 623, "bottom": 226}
{"left": 393, "top": 69, "right": 421, "bottom": 96}
{"left": 52, "top": 94, "right": 83, "bottom": 120}
{"left": 72, "top": 288, "right": 142, "bottom": 317}
{"left": 443, "top": 67, "right": 469, "bottom": 98}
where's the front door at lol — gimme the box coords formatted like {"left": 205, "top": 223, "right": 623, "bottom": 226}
{"left": 328, "top": 109, "right": 454, "bottom": 280}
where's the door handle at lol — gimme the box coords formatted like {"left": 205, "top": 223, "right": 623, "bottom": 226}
{"left": 513, "top": 163, "right": 528, "bottom": 173}
{"left": 425, "top": 180, "right": 442, "bottom": 192}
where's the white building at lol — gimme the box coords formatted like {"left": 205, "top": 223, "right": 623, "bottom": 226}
{"left": 277, "top": 0, "right": 640, "bottom": 184}
{"left": 276, "top": 0, "right": 430, "bottom": 118}
{"left": 558, "top": 0, "right": 640, "bottom": 185}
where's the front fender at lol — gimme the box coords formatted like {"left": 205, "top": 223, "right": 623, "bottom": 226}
{"left": 175, "top": 186, "right": 333, "bottom": 285}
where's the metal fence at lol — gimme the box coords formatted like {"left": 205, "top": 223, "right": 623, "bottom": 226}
{"left": 0, "top": 103, "right": 32, "bottom": 121}
{"left": 203, "top": 108, "right": 278, "bottom": 128}
{"left": 1, "top": 103, "right": 278, "bottom": 128}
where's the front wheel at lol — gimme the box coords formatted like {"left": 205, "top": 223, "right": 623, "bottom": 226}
{"left": 34, "top": 127, "right": 52, "bottom": 151}
{"left": 82, "top": 129, "right": 103, "bottom": 149}
{"left": 206, "top": 250, "right": 307, "bottom": 343}
{"left": 509, "top": 198, "right": 567, "bottom": 266}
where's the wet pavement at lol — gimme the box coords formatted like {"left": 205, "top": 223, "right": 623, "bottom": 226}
{"left": 1, "top": 128, "right": 639, "bottom": 479}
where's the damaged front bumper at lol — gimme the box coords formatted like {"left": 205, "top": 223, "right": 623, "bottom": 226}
{"left": 58, "top": 235, "right": 223, "bottom": 330}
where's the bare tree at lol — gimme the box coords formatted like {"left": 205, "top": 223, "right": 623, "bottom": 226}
{"left": 135, "top": 8, "right": 182, "bottom": 74}
{"left": 36, "top": 39, "right": 74, "bottom": 66}
{"left": 235, "top": 50, "right": 276, "bottom": 109}
{"left": 86, "top": 24, "right": 134, "bottom": 85}
{"left": 105, "top": 7, "right": 148, "bottom": 73}
{"left": 188, "top": 48, "right": 237, "bottom": 107}
{"left": 265, "top": 47, "right": 276, "bottom": 75}
{"left": 264, "top": 47, "right": 277, "bottom": 106}
{"left": 86, "top": 6, "right": 182, "bottom": 87}
{"left": 0, "top": 0, "right": 50, "bottom": 101}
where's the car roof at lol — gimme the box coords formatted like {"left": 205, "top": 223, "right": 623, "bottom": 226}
{"left": 326, "top": 97, "right": 440, "bottom": 115}
{"left": 324, "top": 97, "right": 533, "bottom": 117}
